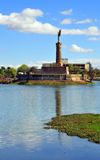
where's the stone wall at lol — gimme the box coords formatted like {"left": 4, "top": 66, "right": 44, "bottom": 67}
{"left": 18, "top": 74, "right": 88, "bottom": 81}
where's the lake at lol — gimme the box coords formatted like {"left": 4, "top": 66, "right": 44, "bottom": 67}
{"left": 0, "top": 82, "right": 100, "bottom": 160}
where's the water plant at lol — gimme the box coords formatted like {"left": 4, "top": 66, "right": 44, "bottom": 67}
{"left": 44, "top": 113, "right": 100, "bottom": 144}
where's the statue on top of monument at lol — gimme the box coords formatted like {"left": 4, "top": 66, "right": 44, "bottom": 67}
{"left": 58, "top": 29, "right": 61, "bottom": 42}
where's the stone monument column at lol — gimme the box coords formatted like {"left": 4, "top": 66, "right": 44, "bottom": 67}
{"left": 56, "top": 30, "right": 62, "bottom": 65}
{"left": 56, "top": 42, "right": 62, "bottom": 64}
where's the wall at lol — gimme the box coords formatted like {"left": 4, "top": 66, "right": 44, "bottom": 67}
{"left": 18, "top": 74, "right": 88, "bottom": 81}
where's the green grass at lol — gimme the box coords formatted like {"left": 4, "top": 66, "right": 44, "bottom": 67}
{"left": 17, "top": 80, "right": 91, "bottom": 85}
{"left": 44, "top": 113, "right": 100, "bottom": 144}
{"left": 0, "top": 80, "right": 94, "bottom": 85}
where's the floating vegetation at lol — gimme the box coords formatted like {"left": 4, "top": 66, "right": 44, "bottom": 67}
{"left": 44, "top": 113, "right": 100, "bottom": 144}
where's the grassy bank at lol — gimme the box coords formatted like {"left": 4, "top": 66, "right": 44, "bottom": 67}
{"left": 0, "top": 80, "right": 93, "bottom": 85}
{"left": 44, "top": 113, "right": 100, "bottom": 144}
{"left": 16, "top": 80, "right": 91, "bottom": 85}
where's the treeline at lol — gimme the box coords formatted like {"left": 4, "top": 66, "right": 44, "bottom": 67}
{"left": 0, "top": 64, "right": 38, "bottom": 78}
{"left": 0, "top": 63, "right": 100, "bottom": 79}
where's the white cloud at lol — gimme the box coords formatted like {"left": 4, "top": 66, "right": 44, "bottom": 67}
{"left": 0, "top": 8, "right": 58, "bottom": 34}
{"left": 95, "top": 19, "right": 97, "bottom": 22}
{"left": 88, "top": 37, "right": 100, "bottom": 41}
{"left": 62, "top": 45, "right": 68, "bottom": 48}
{"left": 0, "top": 9, "right": 100, "bottom": 36}
{"left": 62, "top": 26, "right": 100, "bottom": 35}
{"left": 76, "top": 19, "right": 92, "bottom": 24}
{"left": 60, "top": 9, "right": 72, "bottom": 15}
{"left": 21, "top": 8, "right": 43, "bottom": 17}
{"left": 69, "top": 44, "right": 95, "bottom": 53}
{"left": 61, "top": 19, "right": 72, "bottom": 24}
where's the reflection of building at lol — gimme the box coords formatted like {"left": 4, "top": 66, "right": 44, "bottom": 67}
{"left": 55, "top": 91, "right": 62, "bottom": 117}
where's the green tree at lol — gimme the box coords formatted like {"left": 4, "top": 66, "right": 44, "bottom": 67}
{"left": 9, "top": 67, "right": 17, "bottom": 78}
{"left": 7, "top": 67, "right": 11, "bottom": 70}
{"left": 0, "top": 69, "right": 4, "bottom": 76}
{"left": 87, "top": 67, "right": 95, "bottom": 82}
{"left": 69, "top": 64, "right": 74, "bottom": 74}
{"left": 4, "top": 69, "right": 11, "bottom": 78}
{"left": 29, "top": 66, "right": 38, "bottom": 73}
{"left": 74, "top": 66, "right": 81, "bottom": 74}
{"left": 17, "top": 64, "right": 29, "bottom": 73}
{"left": 1, "top": 66, "right": 5, "bottom": 70}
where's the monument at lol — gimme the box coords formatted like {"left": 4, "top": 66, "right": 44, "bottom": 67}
{"left": 56, "top": 30, "right": 62, "bottom": 65}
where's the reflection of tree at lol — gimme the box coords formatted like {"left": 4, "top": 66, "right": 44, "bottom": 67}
{"left": 55, "top": 91, "right": 62, "bottom": 117}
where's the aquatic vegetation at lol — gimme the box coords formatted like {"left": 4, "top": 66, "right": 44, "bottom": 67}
{"left": 44, "top": 113, "right": 100, "bottom": 144}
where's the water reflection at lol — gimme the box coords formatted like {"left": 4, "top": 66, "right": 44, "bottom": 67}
{"left": 55, "top": 90, "right": 62, "bottom": 116}
{"left": 0, "top": 84, "right": 100, "bottom": 159}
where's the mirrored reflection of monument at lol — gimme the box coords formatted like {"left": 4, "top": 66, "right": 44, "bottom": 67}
{"left": 55, "top": 90, "right": 62, "bottom": 117}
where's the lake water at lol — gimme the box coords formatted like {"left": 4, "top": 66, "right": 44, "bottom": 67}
{"left": 0, "top": 82, "right": 100, "bottom": 160}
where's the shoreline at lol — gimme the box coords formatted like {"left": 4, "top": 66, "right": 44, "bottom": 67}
{"left": 44, "top": 113, "right": 100, "bottom": 144}
{"left": 0, "top": 80, "right": 93, "bottom": 85}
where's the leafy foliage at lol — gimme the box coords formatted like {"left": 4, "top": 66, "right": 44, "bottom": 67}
{"left": 29, "top": 67, "right": 38, "bottom": 73}
{"left": 17, "top": 64, "right": 29, "bottom": 73}
{"left": 0, "top": 69, "right": 4, "bottom": 75}
{"left": 9, "top": 67, "right": 17, "bottom": 78}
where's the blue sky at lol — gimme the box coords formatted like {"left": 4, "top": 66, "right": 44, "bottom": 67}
{"left": 0, "top": 0, "right": 100, "bottom": 69}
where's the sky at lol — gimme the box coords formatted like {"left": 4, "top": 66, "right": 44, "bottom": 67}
{"left": 0, "top": 0, "right": 100, "bottom": 69}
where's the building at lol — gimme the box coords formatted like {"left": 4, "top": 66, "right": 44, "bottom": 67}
{"left": 42, "top": 32, "right": 91, "bottom": 74}
{"left": 18, "top": 30, "right": 91, "bottom": 81}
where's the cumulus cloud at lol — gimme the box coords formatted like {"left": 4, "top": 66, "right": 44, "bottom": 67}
{"left": 62, "top": 26, "right": 100, "bottom": 35}
{"left": 61, "top": 19, "right": 72, "bottom": 24}
{"left": 69, "top": 44, "right": 95, "bottom": 53}
{"left": 88, "top": 37, "right": 100, "bottom": 41}
{"left": 76, "top": 19, "right": 92, "bottom": 24}
{"left": 60, "top": 9, "right": 72, "bottom": 15}
{"left": 95, "top": 19, "right": 97, "bottom": 22}
{"left": 0, "top": 8, "right": 58, "bottom": 34}
{"left": 62, "top": 45, "right": 68, "bottom": 48}
{"left": 0, "top": 9, "right": 100, "bottom": 36}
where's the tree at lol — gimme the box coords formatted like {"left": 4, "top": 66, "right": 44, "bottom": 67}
{"left": 17, "top": 64, "right": 29, "bottom": 73}
{"left": 29, "top": 67, "right": 38, "bottom": 73}
{"left": 0, "top": 69, "right": 4, "bottom": 76}
{"left": 74, "top": 66, "right": 81, "bottom": 74}
{"left": 4, "top": 69, "right": 11, "bottom": 78}
{"left": 69, "top": 64, "right": 74, "bottom": 74}
{"left": 9, "top": 67, "right": 17, "bottom": 78}
{"left": 1, "top": 66, "right": 5, "bottom": 70}
{"left": 87, "top": 67, "right": 95, "bottom": 82}
{"left": 7, "top": 67, "right": 11, "bottom": 70}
